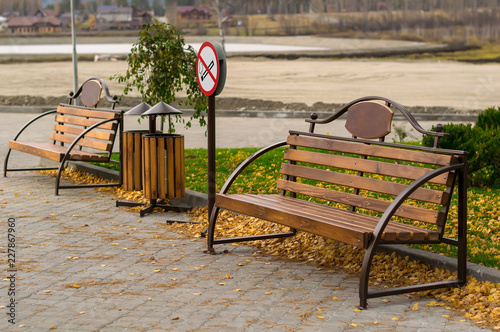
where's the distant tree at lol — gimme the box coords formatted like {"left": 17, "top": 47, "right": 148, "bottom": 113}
{"left": 117, "top": 0, "right": 130, "bottom": 7}
{"left": 153, "top": 0, "right": 165, "bottom": 15}
{"left": 131, "top": 0, "right": 149, "bottom": 10}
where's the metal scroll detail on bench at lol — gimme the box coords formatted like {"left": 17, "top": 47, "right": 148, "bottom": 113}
{"left": 4, "top": 104, "right": 123, "bottom": 195}
{"left": 205, "top": 96, "right": 468, "bottom": 309}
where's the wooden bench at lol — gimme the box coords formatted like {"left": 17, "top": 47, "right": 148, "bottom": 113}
{"left": 206, "top": 96, "right": 468, "bottom": 309}
{"left": 4, "top": 104, "right": 123, "bottom": 195}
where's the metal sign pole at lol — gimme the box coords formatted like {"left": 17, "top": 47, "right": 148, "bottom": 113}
{"left": 196, "top": 41, "right": 226, "bottom": 226}
{"left": 208, "top": 94, "right": 216, "bottom": 221}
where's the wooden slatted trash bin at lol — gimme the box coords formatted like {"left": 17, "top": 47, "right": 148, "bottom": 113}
{"left": 142, "top": 134, "right": 185, "bottom": 200}
{"left": 122, "top": 130, "right": 149, "bottom": 191}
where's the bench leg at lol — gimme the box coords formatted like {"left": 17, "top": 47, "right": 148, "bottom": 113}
{"left": 55, "top": 161, "right": 66, "bottom": 196}
{"left": 3, "top": 148, "right": 12, "bottom": 177}
{"left": 359, "top": 240, "right": 378, "bottom": 309}
{"left": 206, "top": 206, "right": 220, "bottom": 253}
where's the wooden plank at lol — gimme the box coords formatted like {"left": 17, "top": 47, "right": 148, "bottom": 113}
{"left": 284, "top": 149, "right": 450, "bottom": 185}
{"left": 150, "top": 137, "right": 158, "bottom": 199}
{"left": 52, "top": 124, "right": 114, "bottom": 141}
{"left": 174, "top": 136, "right": 185, "bottom": 199}
{"left": 345, "top": 102, "right": 393, "bottom": 139}
{"left": 215, "top": 193, "right": 371, "bottom": 248}
{"left": 133, "top": 133, "right": 142, "bottom": 190}
{"left": 287, "top": 135, "right": 453, "bottom": 166}
{"left": 276, "top": 179, "right": 444, "bottom": 224}
{"left": 8, "top": 141, "right": 107, "bottom": 162}
{"left": 50, "top": 132, "right": 112, "bottom": 152}
{"left": 260, "top": 195, "right": 437, "bottom": 242}
{"left": 158, "top": 137, "right": 166, "bottom": 198}
{"left": 57, "top": 105, "right": 119, "bottom": 119}
{"left": 166, "top": 137, "right": 175, "bottom": 199}
{"left": 79, "top": 80, "right": 102, "bottom": 107}
{"left": 125, "top": 133, "right": 134, "bottom": 190}
{"left": 280, "top": 163, "right": 448, "bottom": 205}
{"left": 143, "top": 137, "right": 151, "bottom": 199}
{"left": 122, "top": 133, "right": 129, "bottom": 189}
{"left": 55, "top": 114, "right": 117, "bottom": 131}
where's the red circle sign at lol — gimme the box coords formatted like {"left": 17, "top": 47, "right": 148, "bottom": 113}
{"left": 196, "top": 42, "right": 220, "bottom": 96}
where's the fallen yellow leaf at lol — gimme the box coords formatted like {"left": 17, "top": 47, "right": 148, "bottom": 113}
{"left": 412, "top": 302, "right": 419, "bottom": 311}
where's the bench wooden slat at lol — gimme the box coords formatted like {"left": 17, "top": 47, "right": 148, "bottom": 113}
{"left": 50, "top": 132, "right": 112, "bottom": 152}
{"left": 288, "top": 134, "right": 453, "bottom": 166}
{"left": 284, "top": 149, "right": 450, "bottom": 185}
{"left": 8, "top": 141, "right": 108, "bottom": 162}
{"left": 269, "top": 195, "right": 437, "bottom": 242}
{"left": 52, "top": 124, "right": 114, "bottom": 142}
{"left": 287, "top": 134, "right": 454, "bottom": 166}
{"left": 277, "top": 179, "right": 445, "bottom": 225}
{"left": 55, "top": 114, "right": 117, "bottom": 131}
{"left": 280, "top": 163, "right": 448, "bottom": 205}
{"left": 57, "top": 105, "right": 120, "bottom": 119}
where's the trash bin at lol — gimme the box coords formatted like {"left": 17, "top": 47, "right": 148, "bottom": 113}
{"left": 142, "top": 133, "right": 185, "bottom": 200}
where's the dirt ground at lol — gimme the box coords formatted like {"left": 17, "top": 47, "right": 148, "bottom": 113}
{"left": 1, "top": 57, "right": 499, "bottom": 113}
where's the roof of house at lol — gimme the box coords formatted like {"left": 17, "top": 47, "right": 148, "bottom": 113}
{"left": 8, "top": 16, "right": 61, "bottom": 28}
{"left": 177, "top": 6, "right": 211, "bottom": 15}
{"left": 98, "top": 7, "right": 133, "bottom": 14}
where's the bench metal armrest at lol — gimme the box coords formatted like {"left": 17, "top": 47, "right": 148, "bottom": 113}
{"left": 219, "top": 140, "right": 288, "bottom": 195}
{"left": 10, "top": 109, "right": 57, "bottom": 142}
{"left": 372, "top": 163, "right": 464, "bottom": 241}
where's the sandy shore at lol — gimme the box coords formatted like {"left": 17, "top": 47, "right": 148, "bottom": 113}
{"left": 1, "top": 57, "right": 499, "bottom": 111}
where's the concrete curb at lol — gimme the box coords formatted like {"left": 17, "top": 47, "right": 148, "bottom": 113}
{"left": 70, "top": 161, "right": 500, "bottom": 285}
{"left": 0, "top": 105, "right": 479, "bottom": 122}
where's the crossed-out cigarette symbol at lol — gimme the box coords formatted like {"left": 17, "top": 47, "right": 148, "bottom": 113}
{"left": 199, "top": 59, "right": 215, "bottom": 82}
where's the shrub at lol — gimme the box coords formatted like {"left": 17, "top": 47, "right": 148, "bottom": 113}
{"left": 423, "top": 106, "right": 500, "bottom": 188}
{"left": 111, "top": 20, "right": 207, "bottom": 133}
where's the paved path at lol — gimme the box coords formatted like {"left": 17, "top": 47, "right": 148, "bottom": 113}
{"left": 0, "top": 171, "right": 488, "bottom": 331}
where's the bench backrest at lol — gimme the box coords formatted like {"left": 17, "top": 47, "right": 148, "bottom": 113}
{"left": 68, "top": 77, "right": 119, "bottom": 109}
{"left": 51, "top": 104, "right": 122, "bottom": 159}
{"left": 279, "top": 132, "right": 461, "bottom": 236}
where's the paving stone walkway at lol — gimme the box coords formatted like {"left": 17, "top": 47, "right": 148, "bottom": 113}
{"left": 0, "top": 170, "right": 490, "bottom": 331}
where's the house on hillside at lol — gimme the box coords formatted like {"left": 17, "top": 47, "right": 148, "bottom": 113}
{"left": 178, "top": 6, "right": 212, "bottom": 21}
{"left": 33, "top": 9, "right": 60, "bottom": 18}
{"left": 97, "top": 6, "right": 152, "bottom": 30}
{"left": 8, "top": 15, "right": 61, "bottom": 34}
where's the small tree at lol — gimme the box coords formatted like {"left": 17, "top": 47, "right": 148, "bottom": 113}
{"left": 112, "top": 20, "right": 207, "bottom": 133}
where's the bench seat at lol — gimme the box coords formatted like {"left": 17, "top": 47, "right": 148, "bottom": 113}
{"left": 216, "top": 193, "right": 441, "bottom": 249}
{"left": 8, "top": 141, "right": 109, "bottom": 163}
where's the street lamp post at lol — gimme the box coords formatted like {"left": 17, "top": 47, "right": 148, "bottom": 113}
{"left": 70, "top": 0, "right": 78, "bottom": 100}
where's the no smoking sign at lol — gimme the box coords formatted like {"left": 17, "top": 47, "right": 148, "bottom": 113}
{"left": 196, "top": 42, "right": 226, "bottom": 96}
